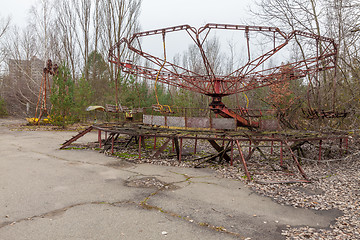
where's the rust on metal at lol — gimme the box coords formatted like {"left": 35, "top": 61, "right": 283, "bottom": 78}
{"left": 60, "top": 123, "right": 349, "bottom": 183}
{"left": 109, "top": 23, "right": 337, "bottom": 128}
{"left": 60, "top": 126, "right": 93, "bottom": 149}
{"left": 236, "top": 140, "right": 251, "bottom": 181}
{"left": 34, "top": 59, "right": 58, "bottom": 124}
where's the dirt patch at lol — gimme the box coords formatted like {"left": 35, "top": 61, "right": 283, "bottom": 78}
{"left": 293, "top": 186, "right": 325, "bottom": 196}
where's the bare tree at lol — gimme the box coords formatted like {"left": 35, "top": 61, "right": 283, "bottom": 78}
{"left": 100, "top": 0, "right": 141, "bottom": 78}
{"left": 0, "top": 15, "right": 10, "bottom": 40}
{"left": 252, "top": 1, "right": 336, "bottom": 110}
{"left": 72, "top": 0, "right": 92, "bottom": 80}
{"left": 100, "top": 0, "right": 142, "bottom": 107}
{"left": 2, "top": 0, "right": 143, "bottom": 114}
{"left": 56, "top": 0, "right": 79, "bottom": 79}
{"left": 325, "top": 0, "right": 360, "bottom": 114}
{"left": 0, "top": 15, "right": 11, "bottom": 71}
{"left": 29, "top": 0, "right": 55, "bottom": 63}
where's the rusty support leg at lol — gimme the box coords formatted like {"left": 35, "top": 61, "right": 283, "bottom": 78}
{"left": 172, "top": 138, "right": 175, "bottom": 152}
{"left": 230, "top": 140, "right": 234, "bottom": 166}
{"left": 138, "top": 135, "right": 142, "bottom": 159}
{"left": 236, "top": 140, "right": 251, "bottom": 181}
{"left": 173, "top": 138, "right": 180, "bottom": 160}
{"left": 319, "top": 140, "right": 322, "bottom": 162}
{"left": 249, "top": 141, "right": 252, "bottom": 155}
{"left": 152, "top": 138, "right": 171, "bottom": 159}
{"left": 271, "top": 134, "right": 274, "bottom": 155}
{"left": 194, "top": 136, "right": 198, "bottom": 154}
{"left": 111, "top": 134, "right": 115, "bottom": 154}
{"left": 179, "top": 138, "right": 183, "bottom": 163}
{"left": 280, "top": 141, "right": 283, "bottom": 166}
{"left": 208, "top": 140, "right": 231, "bottom": 162}
{"left": 98, "top": 130, "right": 102, "bottom": 148}
{"left": 60, "top": 126, "right": 93, "bottom": 149}
{"left": 283, "top": 140, "right": 309, "bottom": 181}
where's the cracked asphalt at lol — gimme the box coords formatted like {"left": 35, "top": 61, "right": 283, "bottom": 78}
{"left": 0, "top": 119, "right": 341, "bottom": 239}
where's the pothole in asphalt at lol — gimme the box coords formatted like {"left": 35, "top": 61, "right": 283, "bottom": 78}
{"left": 106, "top": 160, "right": 134, "bottom": 169}
{"left": 125, "top": 176, "right": 178, "bottom": 190}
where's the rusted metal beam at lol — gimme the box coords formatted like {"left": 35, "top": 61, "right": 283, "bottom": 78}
{"left": 179, "top": 137, "right": 183, "bottom": 163}
{"left": 208, "top": 140, "right": 231, "bottom": 162}
{"left": 111, "top": 134, "right": 115, "bottom": 154}
{"left": 59, "top": 124, "right": 352, "bottom": 183}
{"left": 194, "top": 136, "right": 198, "bottom": 154}
{"left": 98, "top": 130, "right": 102, "bottom": 148}
{"left": 283, "top": 140, "right": 309, "bottom": 181}
{"left": 152, "top": 138, "right": 171, "bottom": 159}
{"left": 60, "top": 126, "right": 93, "bottom": 149}
{"left": 109, "top": 23, "right": 337, "bottom": 129}
{"left": 236, "top": 140, "right": 251, "bottom": 181}
{"left": 173, "top": 137, "right": 180, "bottom": 161}
{"left": 138, "top": 135, "right": 142, "bottom": 159}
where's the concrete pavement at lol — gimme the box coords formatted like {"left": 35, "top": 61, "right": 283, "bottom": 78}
{"left": 0, "top": 118, "right": 341, "bottom": 239}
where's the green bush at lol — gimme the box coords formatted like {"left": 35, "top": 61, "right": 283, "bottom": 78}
{"left": 0, "top": 97, "right": 7, "bottom": 117}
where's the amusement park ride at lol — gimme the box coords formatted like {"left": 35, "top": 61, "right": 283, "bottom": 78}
{"left": 27, "top": 60, "right": 58, "bottom": 124}
{"left": 108, "top": 23, "right": 338, "bottom": 129}
{"left": 61, "top": 24, "right": 348, "bottom": 182}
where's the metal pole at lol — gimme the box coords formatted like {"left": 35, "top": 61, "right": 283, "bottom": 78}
{"left": 111, "top": 134, "right": 115, "bottom": 154}
{"left": 139, "top": 136, "right": 142, "bottom": 159}
{"left": 280, "top": 141, "right": 283, "bottom": 166}
{"left": 249, "top": 140, "right": 252, "bottom": 155}
{"left": 319, "top": 140, "right": 322, "bottom": 162}
{"left": 179, "top": 138, "right": 183, "bottom": 163}
{"left": 230, "top": 140, "right": 234, "bottom": 166}
{"left": 194, "top": 136, "right": 198, "bottom": 154}
{"left": 236, "top": 140, "right": 251, "bottom": 181}
{"left": 98, "top": 130, "right": 102, "bottom": 148}
{"left": 172, "top": 138, "right": 175, "bottom": 152}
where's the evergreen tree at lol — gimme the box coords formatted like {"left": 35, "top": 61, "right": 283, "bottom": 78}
{"left": 50, "top": 64, "right": 75, "bottom": 126}
{"left": 85, "top": 51, "right": 111, "bottom": 105}
{"left": 74, "top": 77, "right": 94, "bottom": 121}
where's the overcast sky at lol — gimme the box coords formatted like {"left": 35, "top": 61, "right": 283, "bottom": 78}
{"left": 140, "top": 0, "right": 254, "bottom": 29}
{"left": 0, "top": 0, "right": 258, "bottom": 62}
{"left": 0, "top": 0, "right": 36, "bottom": 27}
{"left": 1, "top": 0, "right": 254, "bottom": 30}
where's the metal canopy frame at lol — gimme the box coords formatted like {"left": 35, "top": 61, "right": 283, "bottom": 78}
{"left": 109, "top": 23, "right": 337, "bottom": 128}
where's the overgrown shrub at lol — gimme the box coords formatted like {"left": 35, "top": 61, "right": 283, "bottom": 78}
{"left": 0, "top": 97, "right": 7, "bottom": 117}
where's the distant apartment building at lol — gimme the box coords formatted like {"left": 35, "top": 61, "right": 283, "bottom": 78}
{"left": 3, "top": 56, "right": 45, "bottom": 115}
{"left": 8, "top": 56, "right": 44, "bottom": 84}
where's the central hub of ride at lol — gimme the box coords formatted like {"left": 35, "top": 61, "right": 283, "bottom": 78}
{"left": 209, "top": 96, "right": 224, "bottom": 109}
